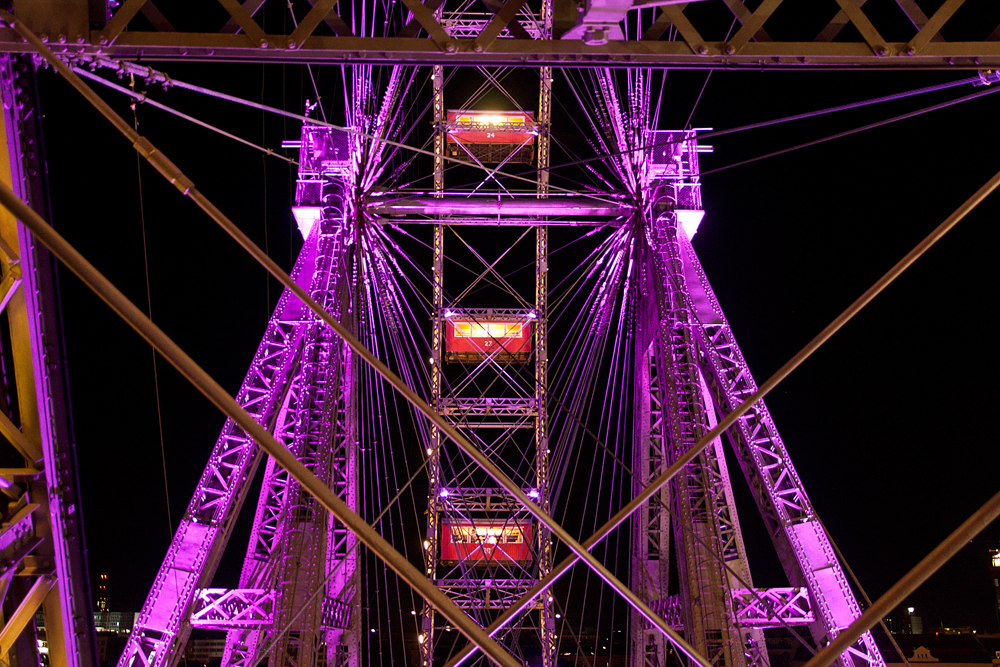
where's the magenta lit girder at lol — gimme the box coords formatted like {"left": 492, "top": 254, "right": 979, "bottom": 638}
{"left": 631, "top": 129, "right": 885, "bottom": 667}
{"left": 633, "top": 170, "right": 757, "bottom": 667}
{"left": 677, "top": 220, "right": 885, "bottom": 667}
{"left": 117, "top": 156, "right": 358, "bottom": 667}
{"left": 220, "top": 177, "right": 358, "bottom": 667}
{"left": 117, "top": 249, "right": 305, "bottom": 667}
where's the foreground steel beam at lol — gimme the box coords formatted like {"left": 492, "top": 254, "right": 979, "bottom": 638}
{"left": 0, "top": 182, "right": 523, "bottom": 667}
{"left": 0, "top": 30, "right": 999, "bottom": 67}
{"left": 443, "top": 158, "right": 1000, "bottom": 667}
{"left": 366, "top": 196, "right": 626, "bottom": 216}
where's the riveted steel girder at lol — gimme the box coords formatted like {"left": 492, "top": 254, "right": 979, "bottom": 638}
{"left": 5, "top": 0, "right": 1000, "bottom": 67}
{"left": 1, "top": 32, "right": 999, "bottom": 67}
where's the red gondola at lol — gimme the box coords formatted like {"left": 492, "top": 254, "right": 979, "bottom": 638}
{"left": 440, "top": 520, "right": 533, "bottom": 565}
{"left": 445, "top": 318, "right": 532, "bottom": 363}
{"left": 445, "top": 110, "right": 536, "bottom": 164}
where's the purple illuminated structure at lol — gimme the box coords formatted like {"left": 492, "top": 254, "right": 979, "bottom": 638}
{"left": 630, "top": 130, "right": 883, "bottom": 667}
{"left": 117, "top": 132, "right": 359, "bottom": 667}
{"left": 118, "top": 67, "right": 882, "bottom": 667}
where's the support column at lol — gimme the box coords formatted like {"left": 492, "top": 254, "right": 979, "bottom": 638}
{"left": 120, "top": 232, "right": 316, "bottom": 667}
{"left": 631, "top": 315, "right": 670, "bottom": 667}
{"left": 419, "top": 63, "right": 445, "bottom": 667}
{"left": 535, "top": 52, "right": 555, "bottom": 667}
{"left": 268, "top": 180, "right": 354, "bottom": 667}
{"left": 646, "top": 205, "right": 745, "bottom": 667}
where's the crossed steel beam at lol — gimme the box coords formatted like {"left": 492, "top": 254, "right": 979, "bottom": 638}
{"left": 5, "top": 9, "right": 1000, "bottom": 667}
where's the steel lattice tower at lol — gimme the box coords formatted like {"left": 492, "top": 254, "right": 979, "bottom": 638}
{"left": 112, "top": 12, "right": 887, "bottom": 667}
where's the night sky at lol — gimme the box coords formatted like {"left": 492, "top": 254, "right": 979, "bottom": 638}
{"left": 28, "top": 47, "right": 1000, "bottom": 641}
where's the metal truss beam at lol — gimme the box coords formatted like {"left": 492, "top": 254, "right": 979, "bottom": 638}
{"left": 190, "top": 588, "right": 276, "bottom": 629}
{"left": 439, "top": 398, "right": 537, "bottom": 418}
{"left": 1, "top": 32, "right": 999, "bottom": 68}
{"left": 732, "top": 588, "right": 814, "bottom": 628}
{"left": 377, "top": 216, "right": 619, "bottom": 226}
{"left": 649, "top": 588, "right": 814, "bottom": 631}
{"left": 6, "top": 0, "right": 1000, "bottom": 66}
{"left": 436, "top": 580, "right": 535, "bottom": 610}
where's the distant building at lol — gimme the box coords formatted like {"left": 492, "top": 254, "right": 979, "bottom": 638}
{"left": 96, "top": 573, "right": 109, "bottom": 612}
{"left": 185, "top": 637, "right": 226, "bottom": 666}
{"left": 93, "top": 611, "right": 137, "bottom": 635}
{"left": 885, "top": 605, "right": 924, "bottom": 635}
{"left": 879, "top": 633, "right": 997, "bottom": 667}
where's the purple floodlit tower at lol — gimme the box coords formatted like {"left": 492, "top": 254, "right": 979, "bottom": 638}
{"left": 116, "top": 56, "right": 884, "bottom": 667}
{"left": 116, "top": 130, "right": 360, "bottom": 667}
{"left": 631, "top": 128, "right": 885, "bottom": 667}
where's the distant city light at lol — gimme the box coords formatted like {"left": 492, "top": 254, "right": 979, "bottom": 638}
{"left": 907, "top": 607, "right": 915, "bottom": 613}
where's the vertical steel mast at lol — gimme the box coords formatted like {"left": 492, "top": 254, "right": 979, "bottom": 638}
{"left": 418, "top": 61, "right": 445, "bottom": 667}
{"left": 419, "top": 60, "right": 556, "bottom": 667}
{"left": 535, "top": 2, "right": 555, "bottom": 666}
{"left": 415, "top": 1, "right": 557, "bottom": 663}
{"left": 627, "top": 127, "right": 885, "bottom": 667}
{"left": 117, "top": 129, "right": 359, "bottom": 667}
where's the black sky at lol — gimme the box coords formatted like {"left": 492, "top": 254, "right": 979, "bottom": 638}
{"left": 31, "top": 51, "right": 1000, "bottom": 638}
